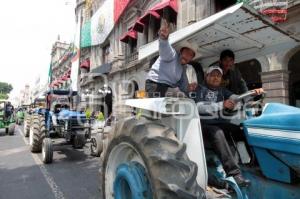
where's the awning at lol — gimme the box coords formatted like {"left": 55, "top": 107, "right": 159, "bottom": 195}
{"left": 62, "top": 75, "right": 69, "bottom": 81}
{"left": 133, "top": 0, "right": 177, "bottom": 33}
{"left": 150, "top": 0, "right": 178, "bottom": 15}
{"left": 132, "top": 10, "right": 160, "bottom": 32}
{"left": 120, "top": 29, "right": 137, "bottom": 43}
{"left": 132, "top": 20, "right": 144, "bottom": 33}
{"left": 138, "top": 3, "right": 299, "bottom": 66}
{"left": 91, "top": 63, "right": 112, "bottom": 77}
{"left": 80, "top": 59, "right": 90, "bottom": 69}
{"left": 46, "top": 90, "right": 78, "bottom": 96}
{"left": 139, "top": 10, "right": 160, "bottom": 25}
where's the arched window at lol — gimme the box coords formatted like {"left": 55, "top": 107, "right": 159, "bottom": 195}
{"left": 288, "top": 50, "right": 300, "bottom": 107}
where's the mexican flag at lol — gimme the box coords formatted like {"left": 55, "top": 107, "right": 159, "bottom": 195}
{"left": 48, "top": 64, "right": 52, "bottom": 84}
{"left": 70, "top": 9, "right": 82, "bottom": 92}
{"left": 81, "top": 0, "right": 131, "bottom": 48}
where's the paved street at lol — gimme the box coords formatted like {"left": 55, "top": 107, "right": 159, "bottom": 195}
{"left": 0, "top": 125, "right": 101, "bottom": 199}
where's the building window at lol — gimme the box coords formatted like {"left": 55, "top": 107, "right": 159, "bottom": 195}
{"left": 147, "top": 9, "right": 177, "bottom": 42}
{"left": 128, "top": 39, "right": 137, "bottom": 54}
{"left": 102, "top": 44, "right": 110, "bottom": 64}
{"left": 215, "top": 0, "right": 236, "bottom": 13}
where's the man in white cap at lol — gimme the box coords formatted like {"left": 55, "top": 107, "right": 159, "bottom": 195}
{"left": 145, "top": 20, "right": 197, "bottom": 97}
{"left": 193, "top": 66, "right": 264, "bottom": 187}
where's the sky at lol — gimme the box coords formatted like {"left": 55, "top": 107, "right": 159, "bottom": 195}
{"left": 0, "top": 0, "right": 76, "bottom": 100}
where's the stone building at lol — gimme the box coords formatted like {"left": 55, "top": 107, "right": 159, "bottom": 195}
{"left": 49, "top": 40, "right": 72, "bottom": 90}
{"left": 74, "top": 0, "right": 300, "bottom": 119}
{"left": 18, "top": 85, "right": 31, "bottom": 106}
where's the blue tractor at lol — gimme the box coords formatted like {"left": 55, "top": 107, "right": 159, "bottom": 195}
{"left": 99, "top": 3, "right": 300, "bottom": 199}
{"left": 28, "top": 90, "right": 91, "bottom": 164}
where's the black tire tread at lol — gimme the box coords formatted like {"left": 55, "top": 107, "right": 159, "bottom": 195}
{"left": 102, "top": 117, "right": 205, "bottom": 199}
{"left": 30, "top": 114, "right": 46, "bottom": 153}
{"left": 8, "top": 124, "right": 15, "bottom": 135}
{"left": 24, "top": 114, "right": 31, "bottom": 137}
{"left": 43, "top": 138, "right": 53, "bottom": 164}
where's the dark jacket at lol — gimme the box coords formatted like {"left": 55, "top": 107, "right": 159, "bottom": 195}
{"left": 194, "top": 84, "right": 236, "bottom": 124}
{"left": 220, "top": 65, "right": 248, "bottom": 95}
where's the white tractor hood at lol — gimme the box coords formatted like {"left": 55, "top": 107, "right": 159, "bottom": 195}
{"left": 138, "top": 3, "right": 299, "bottom": 66}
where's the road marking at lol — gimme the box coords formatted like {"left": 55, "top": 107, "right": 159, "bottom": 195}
{"left": 17, "top": 126, "right": 66, "bottom": 199}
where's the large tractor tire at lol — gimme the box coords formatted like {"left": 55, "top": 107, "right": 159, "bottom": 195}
{"left": 101, "top": 117, "right": 205, "bottom": 199}
{"left": 24, "top": 114, "right": 31, "bottom": 137}
{"left": 42, "top": 138, "right": 53, "bottom": 164}
{"left": 8, "top": 123, "right": 15, "bottom": 135}
{"left": 29, "top": 114, "right": 46, "bottom": 153}
{"left": 72, "top": 133, "right": 86, "bottom": 149}
{"left": 90, "top": 133, "right": 103, "bottom": 157}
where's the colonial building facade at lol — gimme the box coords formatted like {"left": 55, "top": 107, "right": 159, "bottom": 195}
{"left": 49, "top": 41, "right": 72, "bottom": 90}
{"left": 74, "top": 0, "right": 300, "bottom": 118}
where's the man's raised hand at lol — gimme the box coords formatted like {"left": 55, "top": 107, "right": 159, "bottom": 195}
{"left": 158, "top": 19, "right": 170, "bottom": 40}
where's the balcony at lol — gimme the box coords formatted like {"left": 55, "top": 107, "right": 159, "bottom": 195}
{"left": 124, "top": 51, "right": 138, "bottom": 67}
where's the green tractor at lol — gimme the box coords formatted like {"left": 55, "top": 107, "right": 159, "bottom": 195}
{"left": 0, "top": 100, "right": 16, "bottom": 135}
{"left": 15, "top": 106, "right": 27, "bottom": 125}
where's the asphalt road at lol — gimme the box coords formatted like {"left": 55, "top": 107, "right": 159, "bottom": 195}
{"left": 0, "top": 125, "right": 102, "bottom": 199}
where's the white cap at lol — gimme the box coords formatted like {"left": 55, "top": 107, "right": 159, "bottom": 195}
{"left": 176, "top": 41, "right": 199, "bottom": 59}
{"left": 206, "top": 66, "right": 223, "bottom": 75}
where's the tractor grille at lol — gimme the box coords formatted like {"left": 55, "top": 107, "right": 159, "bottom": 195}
{"left": 69, "top": 116, "right": 87, "bottom": 127}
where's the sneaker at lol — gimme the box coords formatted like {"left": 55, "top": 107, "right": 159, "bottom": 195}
{"left": 233, "top": 174, "right": 251, "bottom": 187}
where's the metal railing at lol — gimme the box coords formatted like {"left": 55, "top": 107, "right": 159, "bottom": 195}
{"left": 124, "top": 51, "right": 138, "bottom": 65}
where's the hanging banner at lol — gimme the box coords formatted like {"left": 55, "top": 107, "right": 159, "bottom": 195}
{"left": 80, "top": 0, "right": 132, "bottom": 47}
{"left": 81, "top": 20, "right": 91, "bottom": 48}
{"left": 71, "top": 10, "right": 81, "bottom": 92}
{"left": 90, "top": 0, "right": 114, "bottom": 46}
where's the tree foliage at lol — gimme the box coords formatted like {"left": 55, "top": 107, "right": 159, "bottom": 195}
{"left": 0, "top": 82, "right": 13, "bottom": 99}
{"left": 0, "top": 93, "right": 8, "bottom": 99}
{"left": 0, "top": 82, "right": 13, "bottom": 94}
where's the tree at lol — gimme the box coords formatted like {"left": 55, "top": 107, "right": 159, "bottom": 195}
{"left": 0, "top": 93, "right": 8, "bottom": 99}
{"left": 0, "top": 82, "right": 13, "bottom": 99}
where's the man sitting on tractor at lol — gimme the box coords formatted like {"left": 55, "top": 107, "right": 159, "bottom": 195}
{"left": 193, "top": 66, "right": 264, "bottom": 187}
{"left": 218, "top": 49, "right": 248, "bottom": 95}
{"left": 145, "top": 19, "right": 197, "bottom": 97}
{"left": 4, "top": 101, "right": 14, "bottom": 121}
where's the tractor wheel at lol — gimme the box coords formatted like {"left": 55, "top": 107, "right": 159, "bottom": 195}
{"left": 42, "top": 138, "right": 53, "bottom": 164}
{"left": 73, "top": 133, "right": 86, "bottom": 149}
{"left": 29, "top": 114, "right": 46, "bottom": 153}
{"left": 101, "top": 117, "right": 205, "bottom": 199}
{"left": 24, "top": 115, "right": 31, "bottom": 137}
{"left": 90, "top": 133, "right": 103, "bottom": 157}
{"left": 8, "top": 123, "right": 15, "bottom": 135}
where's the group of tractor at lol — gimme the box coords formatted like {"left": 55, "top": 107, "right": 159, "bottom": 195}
{"left": 2, "top": 3, "right": 300, "bottom": 199}
{"left": 22, "top": 90, "right": 96, "bottom": 163}
{"left": 0, "top": 99, "right": 28, "bottom": 135}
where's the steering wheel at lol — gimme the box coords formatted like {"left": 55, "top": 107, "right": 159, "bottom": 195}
{"left": 223, "top": 90, "right": 265, "bottom": 116}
